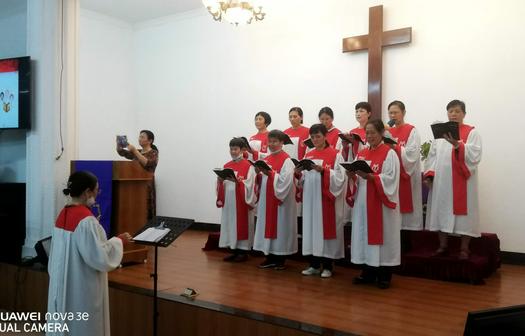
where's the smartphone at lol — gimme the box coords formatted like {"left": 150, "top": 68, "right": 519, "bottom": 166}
{"left": 116, "top": 135, "right": 128, "bottom": 147}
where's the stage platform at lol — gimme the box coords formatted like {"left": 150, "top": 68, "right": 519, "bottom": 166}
{"left": 108, "top": 230, "right": 525, "bottom": 336}
{"left": 2, "top": 229, "right": 525, "bottom": 336}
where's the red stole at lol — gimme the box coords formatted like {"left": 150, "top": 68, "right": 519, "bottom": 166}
{"left": 389, "top": 124, "right": 415, "bottom": 213}
{"left": 249, "top": 132, "right": 269, "bottom": 154}
{"left": 357, "top": 144, "right": 397, "bottom": 245}
{"left": 216, "top": 159, "right": 252, "bottom": 240}
{"left": 263, "top": 151, "right": 290, "bottom": 239}
{"left": 56, "top": 205, "right": 94, "bottom": 232}
{"left": 325, "top": 126, "right": 341, "bottom": 150}
{"left": 284, "top": 126, "right": 310, "bottom": 159}
{"left": 350, "top": 127, "right": 366, "bottom": 159}
{"left": 304, "top": 147, "right": 338, "bottom": 239}
{"left": 452, "top": 124, "right": 474, "bottom": 215}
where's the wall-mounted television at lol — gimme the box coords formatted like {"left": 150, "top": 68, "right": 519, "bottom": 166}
{"left": 0, "top": 56, "right": 30, "bottom": 130}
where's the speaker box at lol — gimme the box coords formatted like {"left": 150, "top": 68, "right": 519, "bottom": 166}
{"left": 0, "top": 183, "right": 26, "bottom": 264}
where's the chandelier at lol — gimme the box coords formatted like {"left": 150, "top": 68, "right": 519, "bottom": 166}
{"left": 202, "top": 1, "right": 266, "bottom": 26}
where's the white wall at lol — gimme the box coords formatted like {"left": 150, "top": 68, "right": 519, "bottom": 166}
{"left": 0, "top": 0, "right": 27, "bottom": 182}
{"left": 78, "top": 9, "right": 137, "bottom": 160}
{"left": 80, "top": 0, "right": 525, "bottom": 252}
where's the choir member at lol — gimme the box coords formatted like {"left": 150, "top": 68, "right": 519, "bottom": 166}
{"left": 298, "top": 124, "right": 347, "bottom": 278}
{"left": 318, "top": 107, "right": 342, "bottom": 151}
{"left": 387, "top": 101, "right": 423, "bottom": 231}
{"left": 247, "top": 111, "right": 272, "bottom": 160}
{"left": 424, "top": 100, "right": 482, "bottom": 260}
{"left": 253, "top": 130, "right": 297, "bottom": 270}
{"left": 350, "top": 119, "right": 401, "bottom": 289}
{"left": 283, "top": 107, "right": 310, "bottom": 160}
{"left": 216, "top": 138, "right": 258, "bottom": 262}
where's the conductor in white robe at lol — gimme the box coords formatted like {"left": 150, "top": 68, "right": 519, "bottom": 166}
{"left": 47, "top": 171, "right": 132, "bottom": 336}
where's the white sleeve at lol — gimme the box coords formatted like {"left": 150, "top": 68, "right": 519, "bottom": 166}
{"left": 243, "top": 165, "right": 257, "bottom": 207}
{"left": 377, "top": 150, "right": 400, "bottom": 202}
{"left": 329, "top": 153, "right": 347, "bottom": 197}
{"left": 74, "top": 217, "right": 123, "bottom": 272}
{"left": 424, "top": 138, "right": 438, "bottom": 174}
{"left": 464, "top": 128, "right": 482, "bottom": 172}
{"left": 273, "top": 158, "right": 295, "bottom": 201}
{"left": 400, "top": 128, "right": 421, "bottom": 176}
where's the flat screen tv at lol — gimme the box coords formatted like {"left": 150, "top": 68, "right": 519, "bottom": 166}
{"left": 464, "top": 304, "right": 525, "bottom": 336}
{"left": 0, "top": 56, "right": 30, "bottom": 130}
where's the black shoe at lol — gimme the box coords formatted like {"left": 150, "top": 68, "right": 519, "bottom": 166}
{"left": 258, "top": 259, "right": 277, "bottom": 269}
{"left": 274, "top": 263, "right": 286, "bottom": 270}
{"left": 377, "top": 280, "right": 391, "bottom": 289}
{"left": 223, "top": 254, "right": 237, "bottom": 262}
{"left": 352, "top": 276, "right": 375, "bottom": 285}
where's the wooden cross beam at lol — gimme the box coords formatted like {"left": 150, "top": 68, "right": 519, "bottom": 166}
{"left": 343, "top": 5, "right": 411, "bottom": 120}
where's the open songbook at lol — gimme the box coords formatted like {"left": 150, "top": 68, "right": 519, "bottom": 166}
{"left": 339, "top": 132, "right": 365, "bottom": 144}
{"left": 431, "top": 121, "right": 460, "bottom": 140}
{"left": 339, "top": 160, "right": 373, "bottom": 174}
{"left": 250, "top": 160, "right": 272, "bottom": 171}
{"left": 133, "top": 226, "right": 171, "bottom": 243}
{"left": 382, "top": 136, "right": 397, "bottom": 145}
{"left": 303, "top": 138, "right": 314, "bottom": 149}
{"left": 213, "top": 168, "right": 236, "bottom": 180}
{"left": 282, "top": 133, "right": 294, "bottom": 145}
{"left": 291, "top": 158, "right": 316, "bottom": 170}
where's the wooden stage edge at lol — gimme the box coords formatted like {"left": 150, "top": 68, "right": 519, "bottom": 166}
{"left": 2, "top": 229, "right": 525, "bottom": 336}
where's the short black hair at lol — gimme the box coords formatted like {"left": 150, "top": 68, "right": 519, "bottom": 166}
{"left": 289, "top": 107, "right": 304, "bottom": 124}
{"left": 63, "top": 171, "right": 98, "bottom": 197}
{"left": 318, "top": 106, "right": 334, "bottom": 119}
{"left": 229, "top": 137, "right": 245, "bottom": 149}
{"left": 309, "top": 123, "right": 328, "bottom": 136}
{"left": 387, "top": 100, "right": 405, "bottom": 112}
{"left": 365, "top": 119, "right": 385, "bottom": 134}
{"left": 268, "top": 129, "right": 287, "bottom": 142}
{"left": 446, "top": 99, "right": 466, "bottom": 114}
{"left": 255, "top": 111, "right": 272, "bottom": 126}
{"left": 355, "top": 102, "right": 372, "bottom": 113}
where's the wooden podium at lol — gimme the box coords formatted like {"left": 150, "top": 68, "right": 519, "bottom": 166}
{"left": 71, "top": 160, "right": 152, "bottom": 264}
{"left": 112, "top": 161, "right": 152, "bottom": 263}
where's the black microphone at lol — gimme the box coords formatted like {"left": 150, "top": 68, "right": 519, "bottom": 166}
{"left": 387, "top": 119, "right": 396, "bottom": 127}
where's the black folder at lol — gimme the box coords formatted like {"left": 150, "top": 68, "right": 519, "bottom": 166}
{"left": 431, "top": 121, "right": 460, "bottom": 140}
{"left": 213, "top": 168, "right": 236, "bottom": 180}
{"left": 340, "top": 160, "right": 373, "bottom": 174}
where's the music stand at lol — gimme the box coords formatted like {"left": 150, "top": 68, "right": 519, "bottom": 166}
{"left": 133, "top": 216, "right": 194, "bottom": 336}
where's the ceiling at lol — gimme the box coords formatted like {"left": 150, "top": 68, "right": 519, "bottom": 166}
{"left": 80, "top": 0, "right": 204, "bottom": 23}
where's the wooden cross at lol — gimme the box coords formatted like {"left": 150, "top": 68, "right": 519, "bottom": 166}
{"left": 343, "top": 5, "right": 411, "bottom": 120}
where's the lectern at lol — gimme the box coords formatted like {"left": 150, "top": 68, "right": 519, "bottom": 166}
{"left": 71, "top": 160, "right": 152, "bottom": 263}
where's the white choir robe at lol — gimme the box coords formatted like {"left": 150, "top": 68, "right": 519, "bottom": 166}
{"left": 283, "top": 126, "right": 310, "bottom": 218}
{"left": 424, "top": 127, "right": 482, "bottom": 237}
{"left": 342, "top": 129, "right": 368, "bottom": 224}
{"left": 47, "top": 212, "right": 123, "bottom": 336}
{"left": 301, "top": 153, "right": 347, "bottom": 259}
{"left": 253, "top": 158, "right": 298, "bottom": 255}
{"left": 351, "top": 149, "right": 401, "bottom": 267}
{"left": 395, "top": 127, "right": 423, "bottom": 230}
{"left": 249, "top": 133, "right": 269, "bottom": 160}
{"left": 218, "top": 165, "right": 257, "bottom": 250}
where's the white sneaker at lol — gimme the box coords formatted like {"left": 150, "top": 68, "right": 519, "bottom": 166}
{"left": 321, "top": 269, "right": 332, "bottom": 278}
{"left": 301, "top": 267, "right": 321, "bottom": 276}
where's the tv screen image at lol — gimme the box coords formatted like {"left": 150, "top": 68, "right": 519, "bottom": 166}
{"left": 0, "top": 56, "right": 30, "bottom": 130}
